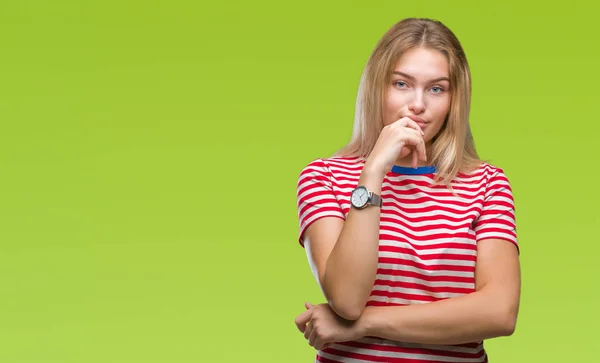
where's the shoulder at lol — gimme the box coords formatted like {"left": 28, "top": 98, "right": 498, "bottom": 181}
{"left": 458, "top": 162, "right": 515, "bottom": 203}
{"left": 298, "top": 156, "right": 365, "bottom": 180}
{"left": 459, "top": 161, "right": 512, "bottom": 183}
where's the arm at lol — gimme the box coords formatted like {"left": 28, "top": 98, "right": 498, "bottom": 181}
{"left": 357, "top": 238, "right": 521, "bottom": 345}
{"left": 302, "top": 164, "right": 384, "bottom": 320}
{"left": 297, "top": 120, "right": 427, "bottom": 320}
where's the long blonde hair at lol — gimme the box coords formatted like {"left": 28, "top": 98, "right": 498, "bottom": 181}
{"left": 334, "top": 18, "right": 482, "bottom": 185}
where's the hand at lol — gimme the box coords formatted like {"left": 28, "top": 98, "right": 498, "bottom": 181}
{"left": 294, "top": 302, "right": 365, "bottom": 350}
{"left": 364, "top": 117, "right": 427, "bottom": 177}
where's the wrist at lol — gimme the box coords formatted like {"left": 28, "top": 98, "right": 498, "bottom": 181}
{"left": 361, "top": 161, "right": 386, "bottom": 182}
{"left": 356, "top": 307, "right": 373, "bottom": 338}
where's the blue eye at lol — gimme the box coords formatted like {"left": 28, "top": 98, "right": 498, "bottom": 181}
{"left": 430, "top": 86, "right": 444, "bottom": 93}
{"left": 394, "top": 81, "right": 407, "bottom": 88}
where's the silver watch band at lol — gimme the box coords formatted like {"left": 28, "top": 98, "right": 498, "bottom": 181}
{"left": 369, "top": 191, "right": 383, "bottom": 207}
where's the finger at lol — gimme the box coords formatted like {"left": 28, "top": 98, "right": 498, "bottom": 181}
{"left": 313, "top": 335, "right": 327, "bottom": 351}
{"left": 308, "top": 327, "right": 318, "bottom": 348}
{"left": 305, "top": 302, "right": 314, "bottom": 309}
{"left": 402, "top": 132, "right": 424, "bottom": 148}
{"left": 403, "top": 133, "right": 427, "bottom": 163}
{"left": 295, "top": 309, "right": 313, "bottom": 333}
{"left": 395, "top": 117, "right": 425, "bottom": 135}
{"left": 398, "top": 145, "right": 412, "bottom": 159}
{"left": 415, "top": 137, "right": 427, "bottom": 162}
{"left": 304, "top": 320, "right": 313, "bottom": 340}
{"left": 411, "top": 148, "right": 418, "bottom": 168}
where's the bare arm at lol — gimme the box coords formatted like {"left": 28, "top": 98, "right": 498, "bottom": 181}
{"left": 355, "top": 239, "right": 521, "bottom": 345}
{"left": 300, "top": 118, "right": 427, "bottom": 321}
{"left": 304, "top": 165, "right": 384, "bottom": 321}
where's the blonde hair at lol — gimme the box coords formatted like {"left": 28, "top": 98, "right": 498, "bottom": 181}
{"left": 334, "top": 18, "right": 483, "bottom": 185}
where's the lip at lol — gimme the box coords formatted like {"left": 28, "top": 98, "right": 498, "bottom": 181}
{"left": 407, "top": 116, "right": 426, "bottom": 123}
{"left": 407, "top": 116, "right": 428, "bottom": 129}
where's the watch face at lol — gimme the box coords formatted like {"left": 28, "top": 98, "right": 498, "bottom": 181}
{"left": 351, "top": 186, "right": 369, "bottom": 208}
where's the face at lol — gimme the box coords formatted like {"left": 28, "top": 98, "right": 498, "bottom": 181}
{"left": 383, "top": 47, "right": 451, "bottom": 144}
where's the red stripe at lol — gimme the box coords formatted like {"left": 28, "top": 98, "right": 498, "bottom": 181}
{"left": 378, "top": 257, "right": 475, "bottom": 272}
{"left": 378, "top": 246, "right": 476, "bottom": 262}
{"left": 323, "top": 347, "right": 485, "bottom": 363}
{"left": 376, "top": 268, "right": 474, "bottom": 284}
{"left": 379, "top": 243, "right": 476, "bottom": 253}
{"left": 301, "top": 207, "right": 344, "bottom": 225}
{"left": 475, "top": 227, "right": 517, "bottom": 239}
{"left": 379, "top": 218, "right": 474, "bottom": 234}
{"left": 379, "top": 213, "right": 474, "bottom": 224}
{"left": 373, "top": 279, "right": 475, "bottom": 294}
{"left": 316, "top": 354, "right": 343, "bottom": 363}
{"left": 339, "top": 340, "right": 485, "bottom": 359}
{"left": 370, "top": 289, "right": 448, "bottom": 302}
{"left": 378, "top": 228, "right": 475, "bottom": 244}
{"left": 378, "top": 244, "right": 475, "bottom": 260}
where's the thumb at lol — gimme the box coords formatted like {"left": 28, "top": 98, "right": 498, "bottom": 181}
{"left": 295, "top": 308, "right": 313, "bottom": 333}
{"left": 305, "top": 302, "right": 314, "bottom": 309}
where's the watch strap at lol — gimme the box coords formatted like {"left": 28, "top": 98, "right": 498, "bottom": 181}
{"left": 369, "top": 191, "right": 383, "bottom": 207}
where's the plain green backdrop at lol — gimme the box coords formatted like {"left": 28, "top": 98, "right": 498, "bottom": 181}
{"left": 0, "top": 0, "right": 598, "bottom": 362}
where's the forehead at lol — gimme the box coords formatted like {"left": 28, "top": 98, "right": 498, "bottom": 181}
{"left": 393, "top": 47, "right": 449, "bottom": 79}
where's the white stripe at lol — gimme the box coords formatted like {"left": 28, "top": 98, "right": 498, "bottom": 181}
{"left": 476, "top": 232, "right": 517, "bottom": 243}
{"left": 474, "top": 222, "right": 515, "bottom": 232}
{"left": 378, "top": 222, "right": 478, "bottom": 241}
{"left": 377, "top": 263, "right": 474, "bottom": 278}
{"left": 335, "top": 183, "right": 487, "bottom": 198}
{"left": 380, "top": 247, "right": 476, "bottom": 258}
{"left": 300, "top": 211, "right": 345, "bottom": 229}
{"left": 358, "top": 337, "right": 484, "bottom": 354}
{"left": 482, "top": 195, "right": 514, "bottom": 206}
{"left": 475, "top": 213, "right": 515, "bottom": 224}
{"left": 371, "top": 286, "right": 465, "bottom": 299}
{"left": 384, "top": 206, "right": 480, "bottom": 221}
{"left": 318, "top": 350, "right": 376, "bottom": 363}
{"left": 378, "top": 253, "right": 475, "bottom": 267}
{"left": 368, "top": 294, "right": 429, "bottom": 305}
{"left": 378, "top": 211, "right": 478, "bottom": 228}
{"left": 299, "top": 204, "right": 342, "bottom": 222}
{"left": 327, "top": 165, "right": 362, "bottom": 177}
{"left": 381, "top": 198, "right": 483, "bottom": 213}
{"left": 329, "top": 341, "right": 487, "bottom": 362}
{"left": 375, "top": 273, "right": 475, "bottom": 289}
{"left": 379, "top": 238, "right": 476, "bottom": 250}
{"left": 296, "top": 186, "right": 335, "bottom": 203}
{"left": 298, "top": 172, "right": 330, "bottom": 187}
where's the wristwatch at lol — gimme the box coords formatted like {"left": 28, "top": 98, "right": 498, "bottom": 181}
{"left": 350, "top": 186, "right": 382, "bottom": 209}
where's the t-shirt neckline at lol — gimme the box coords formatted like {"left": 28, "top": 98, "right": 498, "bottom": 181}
{"left": 390, "top": 165, "right": 437, "bottom": 175}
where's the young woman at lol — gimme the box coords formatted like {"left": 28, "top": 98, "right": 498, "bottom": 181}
{"left": 294, "top": 18, "right": 520, "bottom": 363}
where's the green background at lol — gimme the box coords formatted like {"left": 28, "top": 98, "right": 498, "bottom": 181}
{"left": 0, "top": 0, "right": 598, "bottom": 362}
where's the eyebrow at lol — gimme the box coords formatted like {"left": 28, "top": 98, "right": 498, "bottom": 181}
{"left": 392, "top": 71, "right": 450, "bottom": 83}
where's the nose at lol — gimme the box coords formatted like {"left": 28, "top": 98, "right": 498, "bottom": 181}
{"left": 408, "top": 92, "right": 425, "bottom": 114}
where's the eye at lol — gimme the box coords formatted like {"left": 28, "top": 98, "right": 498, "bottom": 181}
{"left": 430, "top": 86, "right": 445, "bottom": 94}
{"left": 394, "top": 81, "right": 408, "bottom": 88}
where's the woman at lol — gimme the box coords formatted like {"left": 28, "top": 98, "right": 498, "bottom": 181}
{"left": 294, "top": 18, "right": 520, "bottom": 363}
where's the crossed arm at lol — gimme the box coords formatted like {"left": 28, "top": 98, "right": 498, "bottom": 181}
{"left": 299, "top": 216, "right": 521, "bottom": 346}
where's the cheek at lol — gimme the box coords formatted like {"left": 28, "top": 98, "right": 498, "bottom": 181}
{"left": 425, "top": 98, "right": 450, "bottom": 138}
{"left": 383, "top": 93, "right": 407, "bottom": 124}
{"left": 432, "top": 96, "right": 450, "bottom": 121}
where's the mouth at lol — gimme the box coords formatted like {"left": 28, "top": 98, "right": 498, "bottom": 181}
{"left": 407, "top": 116, "right": 428, "bottom": 129}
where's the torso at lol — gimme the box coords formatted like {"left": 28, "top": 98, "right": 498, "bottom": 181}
{"left": 300, "top": 156, "right": 516, "bottom": 363}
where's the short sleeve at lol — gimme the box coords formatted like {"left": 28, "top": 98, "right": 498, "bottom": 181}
{"left": 296, "top": 159, "right": 345, "bottom": 247}
{"left": 473, "top": 168, "right": 519, "bottom": 251}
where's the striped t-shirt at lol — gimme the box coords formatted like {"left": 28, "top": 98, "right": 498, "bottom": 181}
{"left": 296, "top": 156, "right": 518, "bottom": 363}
